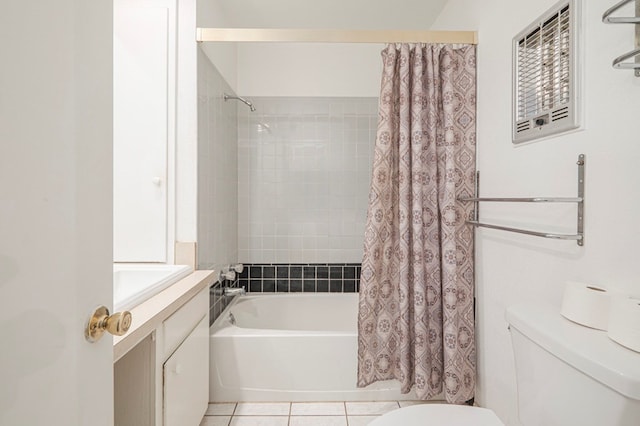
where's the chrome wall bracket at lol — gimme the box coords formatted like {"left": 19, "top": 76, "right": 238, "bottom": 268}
{"left": 576, "top": 153, "right": 585, "bottom": 246}
{"left": 458, "top": 154, "right": 585, "bottom": 246}
{"left": 603, "top": 0, "right": 640, "bottom": 77}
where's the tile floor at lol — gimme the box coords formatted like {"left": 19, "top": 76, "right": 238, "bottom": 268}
{"left": 200, "top": 401, "right": 432, "bottom": 426}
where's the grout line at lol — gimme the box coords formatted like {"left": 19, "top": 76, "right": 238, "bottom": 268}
{"left": 344, "top": 401, "right": 349, "bottom": 426}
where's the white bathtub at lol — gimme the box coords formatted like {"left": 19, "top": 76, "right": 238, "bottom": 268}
{"left": 113, "top": 263, "right": 192, "bottom": 312}
{"left": 209, "top": 293, "right": 423, "bottom": 402}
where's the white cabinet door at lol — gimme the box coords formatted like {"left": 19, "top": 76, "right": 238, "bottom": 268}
{"left": 163, "top": 316, "right": 210, "bottom": 426}
{"left": 0, "top": 1, "right": 114, "bottom": 425}
{"left": 113, "top": 0, "right": 175, "bottom": 262}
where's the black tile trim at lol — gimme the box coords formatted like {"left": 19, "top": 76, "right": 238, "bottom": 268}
{"left": 209, "top": 276, "right": 242, "bottom": 326}
{"left": 239, "top": 263, "right": 361, "bottom": 295}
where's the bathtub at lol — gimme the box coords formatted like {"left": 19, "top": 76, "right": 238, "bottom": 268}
{"left": 209, "top": 293, "right": 424, "bottom": 402}
{"left": 113, "top": 263, "right": 192, "bottom": 312}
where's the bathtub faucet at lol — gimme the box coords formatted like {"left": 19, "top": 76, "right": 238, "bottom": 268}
{"left": 211, "top": 286, "right": 246, "bottom": 297}
{"left": 219, "top": 269, "right": 236, "bottom": 282}
{"left": 218, "top": 264, "right": 244, "bottom": 283}
{"left": 223, "top": 287, "right": 246, "bottom": 297}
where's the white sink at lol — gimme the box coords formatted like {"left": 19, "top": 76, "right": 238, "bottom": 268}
{"left": 114, "top": 264, "right": 193, "bottom": 312}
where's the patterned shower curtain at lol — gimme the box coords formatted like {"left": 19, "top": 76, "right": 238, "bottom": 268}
{"left": 357, "top": 43, "right": 477, "bottom": 403}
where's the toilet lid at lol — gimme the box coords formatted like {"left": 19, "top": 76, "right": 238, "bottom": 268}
{"left": 368, "top": 404, "right": 504, "bottom": 426}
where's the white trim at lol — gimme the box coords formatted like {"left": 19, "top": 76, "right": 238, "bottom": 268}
{"left": 166, "top": 0, "right": 177, "bottom": 264}
{"left": 196, "top": 28, "right": 478, "bottom": 44}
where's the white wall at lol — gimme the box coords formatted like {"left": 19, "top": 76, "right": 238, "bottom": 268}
{"left": 196, "top": 0, "right": 238, "bottom": 92}
{"left": 209, "top": 0, "right": 447, "bottom": 31}
{"left": 237, "top": 43, "right": 383, "bottom": 97}
{"left": 432, "top": 0, "right": 640, "bottom": 424}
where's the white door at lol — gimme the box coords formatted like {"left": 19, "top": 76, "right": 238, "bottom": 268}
{"left": 113, "top": 0, "right": 176, "bottom": 263}
{"left": 0, "top": 1, "right": 114, "bottom": 425}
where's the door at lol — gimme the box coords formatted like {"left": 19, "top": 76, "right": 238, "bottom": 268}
{"left": 113, "top": 0, "right": 176, "bottom": 263}
{"left": 0, "top": 1, "right": 114, "bottom": 425}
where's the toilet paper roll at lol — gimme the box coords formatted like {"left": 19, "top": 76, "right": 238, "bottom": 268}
{"left": 608, "top": 297, "right": 640, "bottom": 353}
{"left": 560, "top": 281, "right": 611, "bottom": 330}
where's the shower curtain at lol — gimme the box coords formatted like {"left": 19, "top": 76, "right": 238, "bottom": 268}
{"left": 357, "top": 43, "right": 477, "bottom": 403}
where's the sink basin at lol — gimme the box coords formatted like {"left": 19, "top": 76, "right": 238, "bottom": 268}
{"left": 114, "top": 264, "right": 193, "bottom": 311}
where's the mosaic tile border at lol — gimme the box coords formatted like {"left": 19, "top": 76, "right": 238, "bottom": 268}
{"left": 238, "top": 263, "right": 362, "bottom": 294}
{"left": 209, "top": 276, "right": 240, "bottom": 326}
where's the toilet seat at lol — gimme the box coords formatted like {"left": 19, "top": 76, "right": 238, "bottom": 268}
{"left": 368, "top": 404, "right": 504, "bottom": 426}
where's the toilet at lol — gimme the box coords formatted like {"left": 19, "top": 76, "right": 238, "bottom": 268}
{"left": 370, "top": 302, "right": 640, "bottom": 426}
{"left": 368, "top": 403, "right": 502, "bottom": 426}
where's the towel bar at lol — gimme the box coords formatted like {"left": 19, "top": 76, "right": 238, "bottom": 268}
{"left": 466, "top": 221, "right": 583, "bottom": 242}
{"left": 458, "top": 197, "right": 583, "bottom": 203}
{"left": 458, "top": 154, "right": 585, "bottom": 246}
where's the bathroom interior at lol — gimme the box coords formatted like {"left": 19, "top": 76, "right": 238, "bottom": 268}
{"left": 3, "top": 0, "right": 640, "bottom": 425}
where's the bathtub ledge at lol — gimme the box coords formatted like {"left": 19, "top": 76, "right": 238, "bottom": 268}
{"left": 113, "top": 270, "right": 214, "bottom": 362}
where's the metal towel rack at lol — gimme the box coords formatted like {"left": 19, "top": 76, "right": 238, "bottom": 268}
{"left": 458, "top": 154, "right": 585, "bottom": 246}
{"left": 603, "top": 0, "right": 640, "bottom": 76}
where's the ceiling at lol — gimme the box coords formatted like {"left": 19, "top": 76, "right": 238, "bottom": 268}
{"left": 211, "top": 0, "right": 449, "bottom": 30}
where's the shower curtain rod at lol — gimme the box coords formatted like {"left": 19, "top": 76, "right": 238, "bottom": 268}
{"left": 196, "top": 28, "right": 478, "bottom": 45}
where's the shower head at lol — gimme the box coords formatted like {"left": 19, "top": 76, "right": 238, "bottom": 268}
{"left": 223, "top": 93, "right": 256, "bottom": 112}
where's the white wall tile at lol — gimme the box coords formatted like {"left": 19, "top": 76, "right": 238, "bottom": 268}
{"left": 275, "top": 250, "right": 289, "bottom": 263}
{"left": 238, "top": 97, "right": 377, "bottom": 264}
{"left": 197, "top": 49, "right": 238, "bottom": 272}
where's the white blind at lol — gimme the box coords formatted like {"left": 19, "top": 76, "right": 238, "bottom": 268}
{"left": 517, "top": 5, "right": 570, "bottom": 121}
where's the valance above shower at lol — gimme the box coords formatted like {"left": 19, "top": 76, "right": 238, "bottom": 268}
{"left": 195, "top": 27, "right": 478, "bottom": 44}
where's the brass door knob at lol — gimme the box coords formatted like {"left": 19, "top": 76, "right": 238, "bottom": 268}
{"left": 85, "top": 306, "right": 133, "bottom": 343}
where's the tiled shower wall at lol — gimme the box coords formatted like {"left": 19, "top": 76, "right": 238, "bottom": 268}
{"left": 238, "top": 97, "right": 378, "bottom": 264}
{"left": 197, "top": 49, "right": 241, "bottom": 325}
{"left": 197, "top": 49, "right": 238, "bottom": 272}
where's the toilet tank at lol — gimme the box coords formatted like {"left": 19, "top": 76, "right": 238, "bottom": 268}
{"left": 506, "top": 303, "right": 640, "bottom": 426}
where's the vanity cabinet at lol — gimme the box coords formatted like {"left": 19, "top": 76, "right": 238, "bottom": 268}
{"left": 163, "top": 316, "right": 209, "bottom": 426}
{"left": 162, "top": 287, "right": 209, "bottom": 426}
{"left": 114, "top": 272, "right": 212, "bottom": 426}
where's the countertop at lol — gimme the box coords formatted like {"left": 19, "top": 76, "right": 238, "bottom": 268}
{"left": 113, "top": 270, "right": 214, "bottom": 362}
